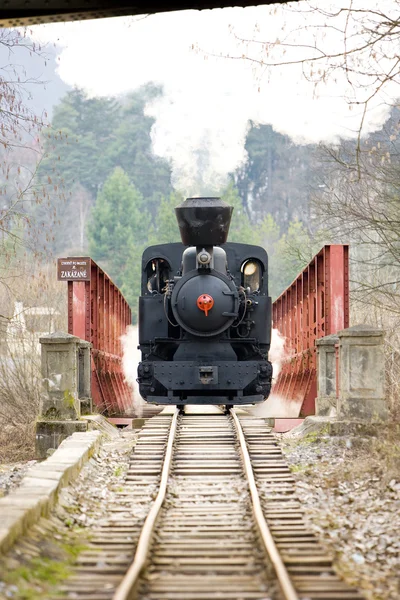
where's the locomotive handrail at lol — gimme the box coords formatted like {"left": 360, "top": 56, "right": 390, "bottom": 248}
{"left": 231, "top": 409, "right": 299, "bottom": 600}
{"left": 112, "top": 408, "right": 179, "bottom": 600}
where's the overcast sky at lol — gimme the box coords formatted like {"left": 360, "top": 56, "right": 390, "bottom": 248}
{"left": 31, "top": 1, "right": 398, "bottom": 193}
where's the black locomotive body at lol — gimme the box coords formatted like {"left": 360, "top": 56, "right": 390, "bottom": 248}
{"left": 137, "top": 197, "right": 273, "bottom": 407}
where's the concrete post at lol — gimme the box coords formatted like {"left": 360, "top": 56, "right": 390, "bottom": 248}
{"left": 337, "top": 324, "right": 388, "bottom": 420}
{"left": 315, "top": 334, "right": 339, "bottom": 416}
{"left": 78, "top": 340, "right": 92, "bottom": 415}
{"left": 39, "top": 331, "right": 81, "bottom": 419}
{"left": 36, "top": 331, "right": 88, "bottom": 458}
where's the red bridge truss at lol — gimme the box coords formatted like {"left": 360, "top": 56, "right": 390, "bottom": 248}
{"left": 67, "top": 259, "right": 133, "bottom": 416}
{"left": 272, "top": 245, "right": 349, "bottom": 416}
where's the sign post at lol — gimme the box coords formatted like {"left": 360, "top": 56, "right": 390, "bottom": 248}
{"left": 58, "top": 257, "right": 91, "bottom": 341}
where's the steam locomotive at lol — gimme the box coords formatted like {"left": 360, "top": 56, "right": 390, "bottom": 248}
{"left": 137, "top": 197, "right": 273, "bottom": 409}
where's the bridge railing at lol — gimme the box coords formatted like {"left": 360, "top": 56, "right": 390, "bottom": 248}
{"left": 272, "top": 245, "right": 349, "bottom": 416}
{"left": 67, "top": 258, "right": 133, "bottom": 415}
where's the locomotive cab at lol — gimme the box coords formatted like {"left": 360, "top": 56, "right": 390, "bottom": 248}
{"left": 137, "top": 197, "right": 273, "bottom": 406}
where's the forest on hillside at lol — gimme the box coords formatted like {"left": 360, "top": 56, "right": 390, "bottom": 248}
{"left": 26, "top": 84, "right": 325, "bottom": 306}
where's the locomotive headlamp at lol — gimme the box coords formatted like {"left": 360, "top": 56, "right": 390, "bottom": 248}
{"left": 197, "top": 249, "right": 211, "bottom": 265}
{"left": 242, "top": 260, "right": 261, "bottom": 292}
{"left": 244, "top": 261, "right": 257, "bottom": 275}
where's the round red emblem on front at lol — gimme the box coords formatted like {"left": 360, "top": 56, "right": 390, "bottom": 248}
{"left": 197, "top": 294, "right": 214, "bottom": 316}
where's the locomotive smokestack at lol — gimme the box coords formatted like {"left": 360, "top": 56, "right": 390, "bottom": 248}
{"left": 175, "top": 197, "right": 234, "bottom": 246}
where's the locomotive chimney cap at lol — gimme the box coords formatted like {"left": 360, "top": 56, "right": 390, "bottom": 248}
{"left": 175, "top": 197, "right": 233, "bottom": 246}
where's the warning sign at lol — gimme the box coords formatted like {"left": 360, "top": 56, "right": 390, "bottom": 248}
{"left": 57, "top": 257, "right": 91, "bottom": 281}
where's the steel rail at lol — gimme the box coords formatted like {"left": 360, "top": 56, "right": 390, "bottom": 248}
{"left": 230, "top": 409, "right": 299, "bottom": 600}
{"left": 113, "top": 408, "right": 180, "bottom": 600}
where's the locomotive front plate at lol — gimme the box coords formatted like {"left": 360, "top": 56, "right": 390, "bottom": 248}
{"left": 154, "top": 361, "right": 258, "bottom": 390}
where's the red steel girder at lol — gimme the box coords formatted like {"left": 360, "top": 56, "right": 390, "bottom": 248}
{"left": 272, "top": 245, "right": 349, "bottom": 416}
{"left": 67, "top": 257, "right": 133, "bottom": 416}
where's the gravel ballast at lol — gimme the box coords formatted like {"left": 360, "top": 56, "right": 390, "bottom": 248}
{"left": 281, "top": 430, "right": 400, "bottom": 600}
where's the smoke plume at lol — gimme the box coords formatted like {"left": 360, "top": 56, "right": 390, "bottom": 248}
{"left": 31, "top": 1, "right": 397, "bottom": 196}
{"left": 248, "top": 328, "right": 303, "bottom": 418}
{"left": 269, "top": 328, "right": 287, "bottom": 383}
{"left": 121, "top": 325, "right": 144, "bottom": 418}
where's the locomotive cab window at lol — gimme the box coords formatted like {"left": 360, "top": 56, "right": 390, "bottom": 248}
{"left": 241, "top": 259, "right": 262, "bottom": 292}
{"left": 146, "top": 258, "right": 170, "bottom": 294}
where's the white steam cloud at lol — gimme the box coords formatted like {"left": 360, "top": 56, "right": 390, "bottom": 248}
{"left": 269, "top": 328, "right": 287, "bottom": 383}
{"left": 249, "top": 396, "right": 303, "bottom": 419}
{"left": 146, "top": 93, "right": 251, "bottom": 195}
{"left": 121, "top": 325, "right": 144, "bottom": 417}
{"left": 248, "top": 328, "right": 303, "bottom": 418}
{"left": 31, "top": 0, "right": 398, "bottom": 195}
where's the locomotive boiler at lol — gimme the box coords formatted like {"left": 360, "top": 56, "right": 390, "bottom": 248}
{"left": 137, "top": 197, "right": 273, "bottom": 409}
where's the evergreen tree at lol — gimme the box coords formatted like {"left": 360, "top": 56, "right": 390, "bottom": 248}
{"left": 88, "top": 167, "right": 150, "bottom": 292}
{"left": 37, "top": 85, "right": 173, "bottom": 254}
{"left": 106, "top": 84, "right": 172, "bottom": 208}
{"left": 41, "top": 88, "right": 121, "bottom": 198}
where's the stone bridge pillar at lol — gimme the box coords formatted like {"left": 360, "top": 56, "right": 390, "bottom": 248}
{"left": 315, "top": 334, "right": 339, "bottom": 416}
{"left": 39, "top": 331, "right": 81, "bottom": 420}
{"left": 337, "top": 324, "right": 388, "bottom": 420}
{"left": 36, "top": 331, "right": 92, "bottom": 458}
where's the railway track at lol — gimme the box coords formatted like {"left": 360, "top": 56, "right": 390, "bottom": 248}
{"left": 56, "top": 407, "right": 363, "bottom": 600}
